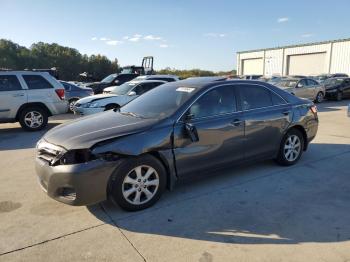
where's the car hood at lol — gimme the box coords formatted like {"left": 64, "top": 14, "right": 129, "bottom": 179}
{"left": 104, "top": 86, "right": 118, "bottom": 92}
{"left": 325, "top": 84, "right": 340, "bottom": 90}
{"left": 43, "top": 111, "right": 158, "bottom": 150}
{"left": 77, "top": 94, "right": 118, "bottom": 104}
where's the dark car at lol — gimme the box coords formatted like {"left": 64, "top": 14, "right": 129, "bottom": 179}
{"left": 85, "top": 73, "right": 138, "bottom": 94}
{"left": 60, "top": 81, "right": 94, "bottom": 112}
{"left": 323, "top": 77, "right": 350, "bottom": 101}
{"left": 315, "top": 73, "right": 349, "bottom": 83}
{"left": 35, "top": 78, "right": 318, "bottom": 211}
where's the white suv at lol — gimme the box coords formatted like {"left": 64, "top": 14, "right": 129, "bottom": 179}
{"left": 0, "top": 71, "right": 68, "bottom": 131}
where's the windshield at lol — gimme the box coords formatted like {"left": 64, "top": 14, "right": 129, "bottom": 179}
{"left": 323, "top": 78, "right": 344, "bottom": 86}
{"left": 120, "top": 84, "right": 196, "bottom": 119}
{"left": 101, "top": 74, "right": 117, "bottom": 83}
{"left": 111, "top": 82, "right": 138, "bottom": 95}
{"left": 276, "top": 80, "right": 298, "bottom": 88}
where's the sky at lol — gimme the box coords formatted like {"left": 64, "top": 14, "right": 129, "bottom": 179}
{"left": 1, "top": 0, "right": 350, "bottom": 71}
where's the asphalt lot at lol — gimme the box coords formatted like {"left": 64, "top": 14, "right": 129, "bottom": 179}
{"left": 0, "top": 100, "right": 350, "bottom": 262}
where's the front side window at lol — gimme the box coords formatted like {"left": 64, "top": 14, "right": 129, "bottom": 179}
{"left": 23, "top": 75, "right": 53, "bottom": 89}
{"left": 133, "top": 83, "right": 158, "bottom": 96}
{"left": 306, "top": 79, "right": 318, "bottom": 86}
{"left": 0, "top": 75, "right": 22, "bottom": 91}
{"left": 189, "top": 85, "right": 237, "bottom": 119}
{"left": 239, "top": 85, "right": 273, "bottom": 110}
{"left": 101, "top": 74, "right": 117, "bottom": 83}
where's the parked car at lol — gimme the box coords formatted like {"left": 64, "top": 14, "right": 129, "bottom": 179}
{"left": 314, "top": 73, "right": 349, "bottom": 83}
{"left": 274, "top": 77, "right": 325, "bottom": 103}
{"left": 323, "top": 77, "right": 350, "bottom": 101}
{"left": 103, "top": 75, "right": 179, "bottom": 94}
{"left": 241, "top": 75, "right": 262, "bottom": 80}
{"left": 73, "top": 80, "right": 166, "bottom": 115}
{"left": 0, "top": 71, "right": 67, "bottom": 131}
{"left": 85, "top": 56, "right": 154, "bottom": 94}
{"left": 60, "top": 81, "right": 94, "bottom": 112}
{"left": 132, "top": 74, "right": 179, "bottom": 82}
{"left": 35, "top": 78, "right": 318, "bottom": 211}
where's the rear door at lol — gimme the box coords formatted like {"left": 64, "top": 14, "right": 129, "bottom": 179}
{"left": 0, "top": 74, "right": 27, "bottom": 120}
{"left": 294, "top": 79, "right": 310, "bottom": 99}
{"left": 173, "top": 84, "right": 245, "bottom": 177}
{"left": 238, "top": 84, "right": 291, "bottom": 159}
{"left": 20, "top": 74, "right": 59, "bottom": 104}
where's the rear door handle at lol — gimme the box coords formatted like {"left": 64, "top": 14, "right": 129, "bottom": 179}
{"left": 232, "top": 119, "right": 243, "bottom": 126}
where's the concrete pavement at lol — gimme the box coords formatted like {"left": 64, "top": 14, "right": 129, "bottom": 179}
{"left": 0, "top": 100, "right": 349, "bottom": 262}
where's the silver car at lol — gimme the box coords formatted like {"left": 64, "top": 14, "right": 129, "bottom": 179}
{"left": 275, "top": 78, "right": 325, "bottom": 103}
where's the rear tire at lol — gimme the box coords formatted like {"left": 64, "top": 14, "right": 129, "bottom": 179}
{"left": 275, "top": 129, "right": 304, "bottom": 166}
{"left": 109, "top": 155, "right": 166, "bottom": 211}
{"left": 315, "top": 92, "right": 324, "bottom": 103}
{"left": 19, "top": 107, "right": 48, "bottom": 131}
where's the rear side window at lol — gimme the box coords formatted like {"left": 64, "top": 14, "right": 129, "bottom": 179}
{"left": 271, "top": 92, "right": 286, "bottom": 105}
{"left": 133, "top": 82, "right": 158, "bottom": 95}
{"left": 0, "top": 75, "right": 22, "bottom": 91}
{"left": 239, "top": 85, "right": 273, "bottom": 110}
{"left": 61, "top": 82, "right": 71, "bottom": 91}
{"left": 23, "top": 75, "right": 54, "bottom": 89}
{"left": 307, "top": 79, "right": 318, "bottom": 86}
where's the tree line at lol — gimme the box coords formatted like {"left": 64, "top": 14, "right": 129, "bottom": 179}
{"left": 0, "top": 39, "right": 235, "bottom": 81}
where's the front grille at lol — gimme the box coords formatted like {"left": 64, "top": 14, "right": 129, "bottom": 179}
{"left": 36, "top": 140, "right": 64, "bottom": 165}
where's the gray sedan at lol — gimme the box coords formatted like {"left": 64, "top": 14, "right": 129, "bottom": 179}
{"left": 275, "top": 78, "right": 325, "bottom": 103}
{"left": 35, "top": 78, "right": 318, "bottom": 211}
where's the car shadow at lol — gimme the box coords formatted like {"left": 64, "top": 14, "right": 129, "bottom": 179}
{"left": 0, "top": 123, "right": 60, "bottom": 151}
{"left": 88, "top": 143, "right": 350, "bottom": 245}
{"left": 317, "top": 99, "right": 349, "bottom": 112}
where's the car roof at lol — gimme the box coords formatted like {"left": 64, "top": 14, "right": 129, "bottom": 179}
{"left": 129, "top": 79, "right": 167, "bottom": 84}
{"left": 137, "top": 74, "right": 179, "bottom": 79}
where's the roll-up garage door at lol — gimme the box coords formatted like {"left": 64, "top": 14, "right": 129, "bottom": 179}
{"left": 242, "top": 58, "right": 263, "bottom": 75}
{"left": 287, "top": 52, "right": 326, "bottom": 76}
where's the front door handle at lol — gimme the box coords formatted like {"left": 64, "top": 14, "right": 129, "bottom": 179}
{"left": 232, "top": 119, "right": 243, "bottom": 126}
{"left": 13, "top": 93, "right": 25, "bottom": 97}
{"left": 282, "top": 110, "right": 291, "bottom": 116}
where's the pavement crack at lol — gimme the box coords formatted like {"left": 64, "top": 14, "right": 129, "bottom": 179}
{"left": 100, "top": 203, "right": 147, "bottom": 262}
{"left": 0, "top": 223, "right": 105, "bottom": 257}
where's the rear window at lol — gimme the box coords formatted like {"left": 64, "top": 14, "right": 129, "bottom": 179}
{"left": 23, "top": 75, "right": 54, "bottom": 89}
{"left": 0, "top": 75, "right": 22, "bottom": 91}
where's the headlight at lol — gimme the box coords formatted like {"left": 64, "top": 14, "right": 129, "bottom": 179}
{"left": 59, "top": 149, "right": 95, "bottom": 165}
{"left": 327, "top": 89, "right": 337, "bottom": 93}
{"left": 82, "top": 102, "right": 100, "bottom": 108}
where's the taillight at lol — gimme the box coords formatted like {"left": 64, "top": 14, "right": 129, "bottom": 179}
{"left": 55, "top": 89, "right": 65, "bottom": 100}
{"left": 310, "top": 105, "right": 317, "bottom": 114}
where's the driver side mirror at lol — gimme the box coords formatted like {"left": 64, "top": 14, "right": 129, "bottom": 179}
{"left": 297, "top": 83, "right": 304, "bottom": 88}
{"left": 185, "top": 123, "right": 199, "bottom": 142}
{"left": 114, "top": 80, "right": 119, "bottom": 85}
{"left": 128, "top": 91, "right": 136, "bottom": 96}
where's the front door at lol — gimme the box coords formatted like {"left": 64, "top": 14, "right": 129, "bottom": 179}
{"left": 173, "top": 85, "right": 245, "bottom": 177}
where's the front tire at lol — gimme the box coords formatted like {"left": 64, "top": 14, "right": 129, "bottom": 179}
{"left": 276, "top": 129, "right": 304, "bottom": 166}
{"left": 19, "top": 107, "right": 48, "bottom": 131}
{"left": 104, "top": 104, "right": 119, "bottom": 111}
{"left": 68, "top": 99, "right": 78, "bottom": 113}
{"left": 315, "top": 92, "right": 324, "bottom": 103}
{"left": 336, "top": 91, "right": 343, "bottom": 101}
{"left": 109, "top": 155, "right": 166, "bottom": 211}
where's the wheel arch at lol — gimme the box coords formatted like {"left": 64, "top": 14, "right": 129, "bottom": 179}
{"left": 15, "top": 102, "right": 52, "bottom": 120}
{"left": 286, "top": 125, "right": 308, "bottom": 151}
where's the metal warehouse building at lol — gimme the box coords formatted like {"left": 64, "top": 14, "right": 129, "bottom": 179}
{"left": 236, "top": 38, "right": 350, "bottom": 76}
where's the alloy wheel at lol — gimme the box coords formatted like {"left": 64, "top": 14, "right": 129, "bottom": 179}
{"left": 24, "top": 111, "right": 43, "bottom": 128}
{"left": 316, "top": 92, "right": 324, "bottom": 103}
{"left": 69, "top": 100, "right": 77, "bottom": 112}
{"left": 284, "top": 135, "right": 301, "bottom": 162}
{"left": 122, "top": 165, "right": 159, "bottom": 205}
